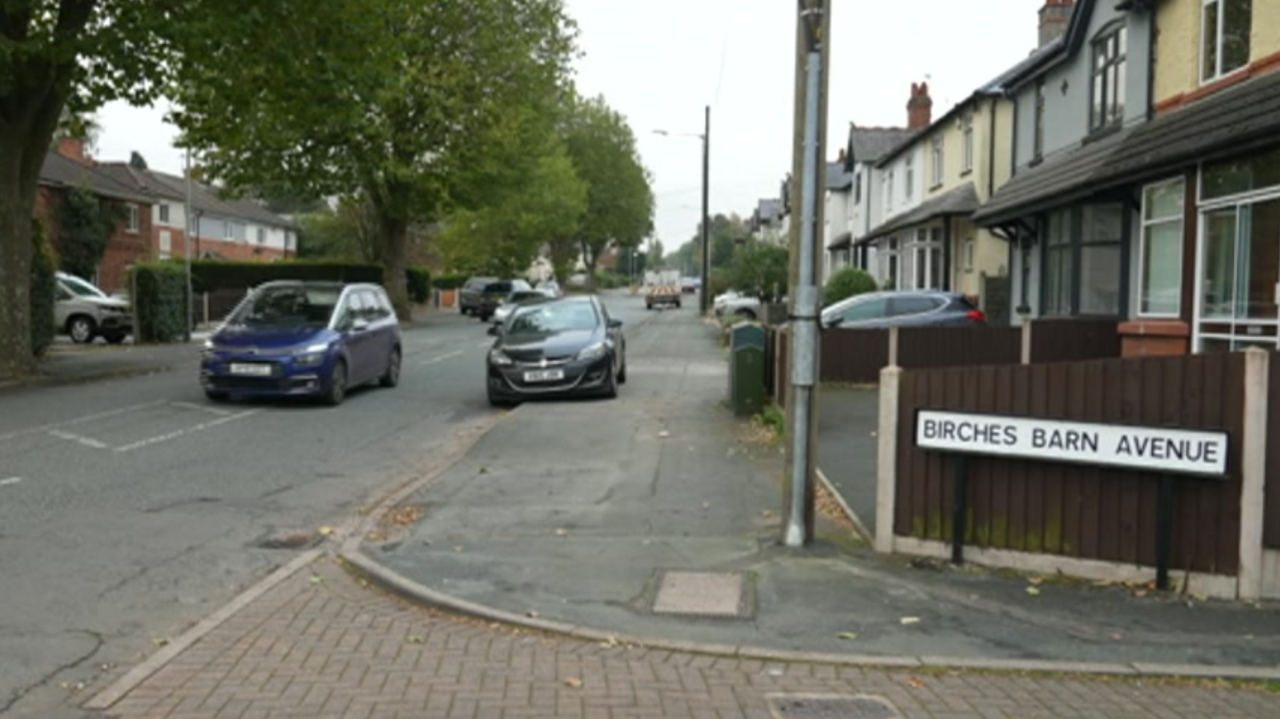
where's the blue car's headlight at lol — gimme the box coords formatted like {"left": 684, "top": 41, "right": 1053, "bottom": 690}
{"left": 294, "top": 343, "right": 331, "bottom": 367}
{"left": 577, "top": 342, "right": 607, "bottom": 361}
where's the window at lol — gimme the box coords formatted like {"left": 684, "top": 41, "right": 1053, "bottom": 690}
{"left": 256, "top": 227, "right": 266, "bottom": 245}
{"left": 930, "top": 138, "right": 944, "bottom": 187}
{"left": 1033, "top": 80, "right": 1046, "bottom": 160}
{"left": 839, "top": 297, "right": 889, "bottom": 324}
{"left": 889, "top": 296, "right": 942, "bottom": 317}
{"left": 224, "top": 221, "right": 234, "bottom": 240}
{"left": 1090, "top": 24, "right": 1127, "bottom": 131}
{"left": 883, "top": 238, "right": 900, "bottom": 290}
{"left": 159, "top": 230, "right": 172, "bottom": 260}
{"left": 964, "top": 239, "right": 975, "bottom": 271}
{"left": 961, "top": 115, "right": 974, "bottom": 174}
{"left": 1201, "top": 0, "right": 1252, "bottom": 83}
{"left": 1043, "top": 210, "right": 1074, "bottom": 316}
{"left": 1202, "top": 146, "right": 1280, "bottom": 200}
{"left": 158, "top": 204, "right": 170, "bottom": 225}
{"left": 884, "top": 172, "right": 894, "bottom": 215}
{"left": 854, "top": 172, "right": 862, "bottom": 204}
{"left": 125, "top": 204, "right": 140, "bottom": 233}
{"left": 905, "top": 156, "right": 915, "bottom": 200}
{"left": 1139, "top": 179, "right": 1185, "bottom": 316}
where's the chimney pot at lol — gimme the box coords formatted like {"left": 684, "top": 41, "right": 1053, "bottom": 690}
{"left": 55, "top": 137, "right": 93, "bottom": 166}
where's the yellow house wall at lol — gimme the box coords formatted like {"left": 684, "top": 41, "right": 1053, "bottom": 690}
{"left": 1155, "top": 0, "right": 1280, "bottom": 104}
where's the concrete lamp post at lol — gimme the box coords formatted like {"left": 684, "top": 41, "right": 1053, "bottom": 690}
{"left": 653, "top": 107, "right": 711, "bottom": 315}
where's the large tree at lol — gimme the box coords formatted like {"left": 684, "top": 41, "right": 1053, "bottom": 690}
{"left": 0, "top": 0, "right": 188, "bottom": 377}
{"left": 169, "top": 0, "right": 577, "bottom": 318}
{"left": 560, "top": 94, "right": 654, "bottom": 289}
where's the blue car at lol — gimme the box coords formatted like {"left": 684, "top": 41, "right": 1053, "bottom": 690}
{"left": 201, "top": 280, "right": 402, "bottom": 405}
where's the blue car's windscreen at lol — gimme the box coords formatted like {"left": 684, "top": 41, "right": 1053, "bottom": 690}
{"left": 228, "top": 286, "right": 341, "bottom": 327}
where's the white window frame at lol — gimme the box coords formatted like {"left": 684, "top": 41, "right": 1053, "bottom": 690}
{"left": 1200, "top": 0, "right": 1251, "bottom": 85}
{"left": 256, "top": 227, "right": 266, "bottom": 245}
{"left": 964, "top": 238, "right": 975, "bottom": 271}
{"left": 158, "top": 230, "right": 172, "bottom": 260}
{"left": 1137, "top": 178, "right": 1186, "bottom": 319}
{"left": 884, "top": 171, "right": 894, "bottom": 216}
{"left": 125, "top": 204, "right": 140, "bottom": 233}
{"left": 930, "top": 138, "right": 944, "bottom": 187}
{"left": 905, "top": 155, "right": 915, "bottom": 200}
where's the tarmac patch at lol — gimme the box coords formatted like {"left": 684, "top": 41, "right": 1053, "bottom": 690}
{"left": 651, "top": 570, "right": 752, "bottom": 618}
{"left": 767, "top": 694, "right": 902, "bottom": 719}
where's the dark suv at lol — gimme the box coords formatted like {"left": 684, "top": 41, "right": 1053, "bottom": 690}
{"left": 459, "top": 277, "right": 498, "bottom": 316}
{"left": 474, "top": 279, "right": 533, "bottom": 321}
{"left": 820, "top": 290, "right": 986, "bottom": 329}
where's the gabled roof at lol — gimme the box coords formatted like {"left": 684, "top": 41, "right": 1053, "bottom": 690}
{"left": 39, "top": 153, "right": 152, "bottom": 204}
{"left": 860, "top": 184, "right": 981, "bottom": 245}
{"left": 844, "top": 126, "right": 915, "bottom": 168}
{"left": 827, "top": 161, "right": 852, "bottom": 191}
{"left": 997, "top": 0, "right": 1140, "bottom": 93}
{"left": 97, "top": 162, "right": 297, "bottom": 230}
{"left": 756, "top": 198, "right": 785, "bottom": 224}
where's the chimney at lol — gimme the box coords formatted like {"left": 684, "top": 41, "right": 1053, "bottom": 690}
{"left": 907, "top": 82, "right": 933, "bottom": 130}
{"left": 55, "top": 136, "right": 93, "bottom": 166}
{"left": 1039, "top": 0, "right": 1074, "bottom": 47}
{"left": 837, "top": 147, "right": 847, "bottom": 164}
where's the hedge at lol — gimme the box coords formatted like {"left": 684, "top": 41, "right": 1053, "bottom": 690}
{"left": 405, "top": 266, "right": 432, "bottom": 304}
{"left": 433, "top": 273, "right": 467, "bottom": 290}
{"left": 30, "top": 220, "right": 56, "bottom": 357}
{"left": 824, "top": 267, "right": 877, "bottom": 305}
{"left": 131, "top": 262, "right": 189, "bottom": 343}
{"left": 188, "top": 259, "right": 384, "bottom": 293}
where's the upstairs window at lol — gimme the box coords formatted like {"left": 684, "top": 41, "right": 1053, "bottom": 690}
{"left": 1091, "top": 24, "right": 1127, "bottom": 131}
{"left": 158, "top": 203, "right": 170, "bottom": 225}
{"left": 905, "top": 155, "right": 915, "bottom": 200}
{"left": 1202, "top": 0, "right": 1252, "bottom": 83}
{"left": 125, "top": 204, "right": 140, "bottom": 233}
{"left": 961, "top": 115, "right": 974, "bottom": 174}
{"left": 854, "top": 171, "right": 862, "bottom": 204}
{"left": 930, "top": 138, "right": 944, "bottom": 187}
{"left": 1034, "top": 79, "right": 1046, "bottom": 160}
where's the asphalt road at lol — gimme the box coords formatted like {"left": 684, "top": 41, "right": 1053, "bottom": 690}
{"left": 0, "top": 291, "right": 654, "bottom": 718}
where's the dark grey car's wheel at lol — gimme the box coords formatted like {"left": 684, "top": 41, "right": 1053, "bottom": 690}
{"left": 205, "top": 389, "right": 229, "bottom": 402}
{"left": 380, "top": 347, "right": 401, "bottom": 388}
{"left": 617, "top": 358, "right": 627, "bottom": 384}
{"left": 67, "top": 315, "right": 96, "bottom": 344}
{"left": 324, "top": 360, "right": 348, "bottom": 406}
{"left": 600, "top": 363, "right": 618, "bottom": 399}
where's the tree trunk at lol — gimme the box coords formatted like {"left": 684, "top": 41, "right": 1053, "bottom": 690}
{"left": 378, "top": 212, "right": 411, "bottom": 320}
{"left": 580, "top": 239, "right": 598, "bottom": 292}
{"left": 0, "top": 142, "right": 40, "bottom": 379}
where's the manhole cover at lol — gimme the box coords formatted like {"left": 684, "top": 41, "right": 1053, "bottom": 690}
{"left": 768, "top": 695, "right": 901, "bottom": 719}
{"left": 651, "top": 570, "right": 748, "bottom": 617}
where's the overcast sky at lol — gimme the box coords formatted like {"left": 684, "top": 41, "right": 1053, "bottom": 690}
{"left": 94, "top": 0, "right": 1042, "bottom": 253}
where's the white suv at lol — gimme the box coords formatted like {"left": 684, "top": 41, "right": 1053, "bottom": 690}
{"left": 55, "top": 272, "right": 133, "bottom": 344}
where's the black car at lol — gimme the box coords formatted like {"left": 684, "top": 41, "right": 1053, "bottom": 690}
{"left": 459, "top": 276, "right": 498, "bottom": 316}
{"left": 485, "top": 295, "right": 626, "bottom": 406}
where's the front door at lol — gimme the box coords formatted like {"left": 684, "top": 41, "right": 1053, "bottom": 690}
{"left": 1198, "top": 199, "right": 1280, "bottom": 351}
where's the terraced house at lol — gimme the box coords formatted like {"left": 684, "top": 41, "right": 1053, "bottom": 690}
{"left": 975, "top": 0, "right": 1280, "bottom": 356}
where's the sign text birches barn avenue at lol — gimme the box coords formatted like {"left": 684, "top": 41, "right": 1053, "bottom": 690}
{"left": 915, "top": 410, "right": 1229, "bottom": 477}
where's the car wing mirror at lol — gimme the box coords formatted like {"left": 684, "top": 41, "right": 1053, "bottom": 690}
{"left": 608, "top": 319, "right": 623, "bottom": 328}
{"left": 350, "top": 318, "right": 370, "bottom": 333}
{"left": 487, "top": 324, "right": 500, "bottom": 336}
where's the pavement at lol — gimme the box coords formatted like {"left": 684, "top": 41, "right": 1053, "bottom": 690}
{"left": 816, "top": 385, "right": 880, "bottom": 537}
{"left": 8, "top": 293, "right": 1280, "bottom": 718}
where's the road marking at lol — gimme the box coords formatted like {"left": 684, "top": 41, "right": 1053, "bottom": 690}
{"left": 48, "top": 429, "right": 111, "bottom": 450}
{"left": 170, "top": 401, "right": 235, "bottom": 417}
{"left": 0, "top": 401, "right": 167, "bottom": 443}
{"left": 418, "top": 350, "right": 464, "bottom": 367}
{"left": 115, "top": 410, "right": 260, "bottom": 453}
{"left": 0, "top": 477, "right": 22, "bottom": 487}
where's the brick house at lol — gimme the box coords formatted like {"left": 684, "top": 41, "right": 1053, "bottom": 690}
{"left": 38, "top": 138, "right": 154, "bottom": 292}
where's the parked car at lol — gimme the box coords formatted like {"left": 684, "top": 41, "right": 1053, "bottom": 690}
{"left": 485, "top": 294, "right": 626, "bottom": 406}
{"left": 714, "top": 291, "right": 762, "bottom": 320}
{"left": 680, "top": 276, "right": 701, "bottom": 293}
{"left": 55, "top": 271, "right": 133, "bottom": 344}
{"left": 459, "top": 276, "right": 498, "bottom": 316}
{"left": 489, "top": 290, "right": 553, "bottom": 329}
{"left": 820, "top": 290, "right": 986, "bottom": 329}
{"left": 200, "top": 280, "right": 401, "bottom": 405}
{"left": 535, "top": 279, "right": 562, "bottom": 297}
{"left": 473, "top": 279, "right": 533, "bottom": 321}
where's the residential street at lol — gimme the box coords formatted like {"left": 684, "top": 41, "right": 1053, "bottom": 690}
{"left": 0, "top": 304, "right": 624, "bottom": 718}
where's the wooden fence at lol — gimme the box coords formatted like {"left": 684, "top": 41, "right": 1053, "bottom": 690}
{"left": 893, "top": 353, "right": 1246, "bottom": 575}
{"left": 1268, "top": 353, "right": 1280, "bottom": 550}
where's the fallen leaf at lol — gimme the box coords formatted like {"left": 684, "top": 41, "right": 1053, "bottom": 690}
{"left": 658, "top": 430, "right": 670, "bottom": 439}
{"left": 453, "top": 546, "right": 464, "bottom": 553}
{"left": 554, "top": 528, "right": 568, "bottom": 537}
{"left": 837, "top": 632, "right": 858, "bottom": 641}
{"left": 310, "top": 575, "right": 324, "bottom": 585}
{"left": 478, "top": 467, "right": 489, "bottom": 474}
{"left": 564, "top": 677, "right": 583, "bottom": 688}
{"left": 1132, "top": 589, "right": 1149, "bottom": 598}
{"left": 905, "top": 676, "right": 925, "bottom": 689}
{"left": 761, "top": 510, "right": 775, "bottom": 519}
{"left": 1109, "top": 632, "right": 1124, "bottom": 640}
{"left": 526, "top": 610, "right": 539, "bottom": 618}
{"left": 405, "top": 635, "right": 425, "bottom": 644}
{"left": 318, "top": 526, "right": 335, "bottom": 536}
{"left": 151, "top": 638, "right": 169, "bottom": 647}
{"left": 701, "top": 502, "right": 710, "bottom": 509}
{"left": 1025, "top": 587, "right": 1041, "bottom": 597}
{"left": 1027, "top": 577, "right": 1044, "bottom": 586}
{"left": 869, "top": 431, "right": 878, "bottom": 437}
{"left": 900, "top": 617, "right": 921, "bottom": 626}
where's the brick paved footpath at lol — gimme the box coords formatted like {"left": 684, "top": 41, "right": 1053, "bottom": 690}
{"left": 101, "top": 557, "right": 1280, "bottom": 719}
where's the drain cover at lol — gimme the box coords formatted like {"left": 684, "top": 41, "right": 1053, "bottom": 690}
{"left": 768, "top": 695, "right": 901, "bottom": 719}
{"left": 651, "top": 571, "right": 747, "bottom": 617}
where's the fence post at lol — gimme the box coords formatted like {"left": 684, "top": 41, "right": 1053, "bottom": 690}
{"left": 1020, "top": 319, "right": 1033, "bottom": 364}
{"left": 1239, "top": 348, "right": 1269, "bottom": 601}
{"left": 888, "top": 326, "right": 900, "bottom": 368}
{"left": 875, "top": 364, "right": 902, "bottom": 553}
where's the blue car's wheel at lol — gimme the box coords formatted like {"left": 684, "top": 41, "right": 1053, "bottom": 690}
{"left": 380, "top": 348, "right": 401, "bottom": 388}
{"left": 324, "top": 360, "right": 347, "bottom": 406}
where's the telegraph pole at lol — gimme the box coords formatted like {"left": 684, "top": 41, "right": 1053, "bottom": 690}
{"left": 699, "top": 105, "right": 711, "bottom": 315}
{"left": 782, "top": 0, "right": 831, "bottom": 547}
{"left": 184, "top": 148, "right": 194, "bottom": 343}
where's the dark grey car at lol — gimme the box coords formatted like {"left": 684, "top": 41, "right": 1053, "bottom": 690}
{"left": 459, "top": 276, "right": 499, "bottom": 316}
{"left": 820, "top": 290, "right": 986, "bottom": 329}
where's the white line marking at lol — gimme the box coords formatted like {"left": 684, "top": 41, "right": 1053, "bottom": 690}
{"left": 115, "top": 410, "right": 260, "bottom": 453}
{"left": 0, "top": 477, "right": 22, "bottom": 487}
{"left": 48, "top": 430, "right": 111, "bottom": 450}
{"left": 0, "top": 401, "right": 167, "bottom": 443}
{"left": 418, "top": 350, "right": 464, "bottom": 367}
{"left": 171, "top": 401, "right": 235, "bottom": 417}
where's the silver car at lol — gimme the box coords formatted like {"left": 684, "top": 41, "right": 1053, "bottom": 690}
{"left": 55, "top": 272, "right": 133, "bottom": 344}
